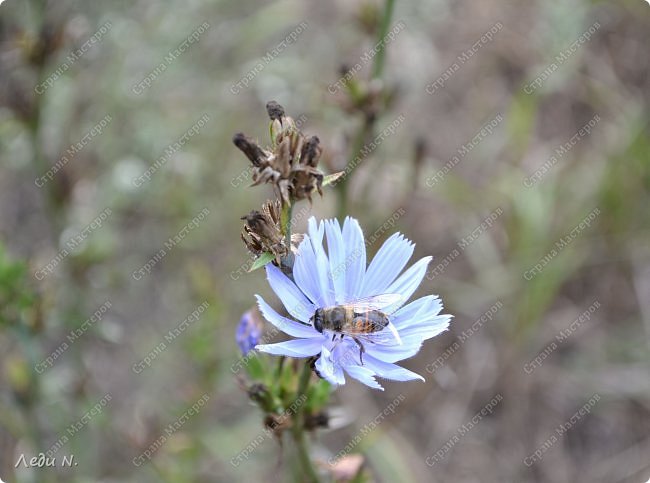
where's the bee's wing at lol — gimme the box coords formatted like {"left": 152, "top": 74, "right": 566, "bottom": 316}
{"left": 346, "top": 294, "right": 404, "bottom": 312}
{"left": 350, "top": 322, "right": 403, "bottom": 346}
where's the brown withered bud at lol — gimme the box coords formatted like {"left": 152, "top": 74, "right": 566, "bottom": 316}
{"left": 232, "top": 133, "right": 267, "bottom": 167}
{"left": 301, "top": 136, "right": 322, "bottom": 167}
{"left": 232, "top": 102, "right": 326, "bottom": 206}
{"left": 241, "top": 200, "right": 288, "bottom": 263}
{"left": 266, "top": 100, "right": 285, "bottom": 122}
{"left": 241, "top": 211, "right": 277, "bottom": 242}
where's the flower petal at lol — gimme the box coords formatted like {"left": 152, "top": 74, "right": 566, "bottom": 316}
{"left": 256, "top": 338, "right": 323, "bottom": 358}
{"left": 361, "top": 233, "right": 414, "bottom": 297}
{"left": 293, "top": 236, "right": 327, "bottom": 308}
{"left": 392, "top": 296, "right": 441, "bottom": 328}
{"left": 308, "top": 217, "right": 335, "bottom": 306}
{"left": 364, "top": 335, "right": 424, "bottom": 363}
{"left": 341, "top": 217, "right": 366, "bottom": 301}
{"left": 393, "top": 295, "right": 451, "bottom": 338}
{"left": 324, "top": 219, "right": 347, "bottom": 304}
{"left": 331, "top": 339, "right": 363, "bottom": 367}
{"left": 316, "top": 346, "right": 345, "bottom": 385}
{"left": 383, "top": 256, "right": 433, "bottom": 313}
{"left": 266, "top": 264, "right": 315, "bottom": 322}
{"left": 399, "top": 315, "right": 451, "bottom": 340}
{"left": 255, "top": 295, "right": 319, "bottom": 338}
{"left": 344, "top": 365, "right": 384, "bottom": 391}
{"left": 363, "top": 354, "right": 425, "bottom": 381}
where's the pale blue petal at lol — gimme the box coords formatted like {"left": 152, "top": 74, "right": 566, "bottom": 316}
{"left": 392, "top": 296, "right": 441, "bottom": 329}
{"left": 399, "top": 315, "right": 451, "bottom": 340}
{"left": 255, "top": 295, "right": 319, "bottom": 338}
{"left": 324, "top": 219, "right": 347, "bottom": 304}
{"left": 332, "top": 340, "right": 363, "bottom": 367}
{"left": 316, "top": 346, "right": 345, "bottom": 385}
{"left": 266, "top": 264, "right": 316, "bottom": 322}
{"left": 364, "top": 335, "right": 424, "bottom": 363}
{"left": 256, "top": 338, "right": 323, "bottom": 358}
{"left": 341, "top": 217, "right": 366, "bottom": 301}
{"left": 293, "top": 236, "right": 327, "bottom": 308}
{"left": 308, "top": 217, "right": 335, "bottom": 306}
{"left": 363, "top": 354, "right": 425, "bottom": 381}
{"left": 361, "top": 233, "right": 414, "bottom": 297}
{"left": 383, "top": 256, "right": 433, "bottom": 313}
{"left": 344, "top": 365, "right": 384, "bottom": 390}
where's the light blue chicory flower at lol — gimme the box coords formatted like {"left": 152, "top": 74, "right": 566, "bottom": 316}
{"left": 255, "top": 217, "right": 452, "bottom": 390}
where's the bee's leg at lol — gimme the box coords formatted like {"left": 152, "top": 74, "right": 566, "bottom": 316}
{"left": 309, "top": 356, "right": 323, "bottom": 379}
{"left": 352, "top": 337, "right": 365, "bottom": 365}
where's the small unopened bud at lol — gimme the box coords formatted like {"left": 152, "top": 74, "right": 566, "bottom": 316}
{"left": 236, "top": 310, "right": 263, "bottom": 355}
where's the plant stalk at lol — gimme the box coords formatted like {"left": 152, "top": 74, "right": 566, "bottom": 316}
{"left": 337, "top": 0, "right": 396, "bottom": 221}
{"left": 291, "top": 361, "right": 319, "bottom": 482}
{"left": 372, "top": 0, "right": 396, "bottom": 80}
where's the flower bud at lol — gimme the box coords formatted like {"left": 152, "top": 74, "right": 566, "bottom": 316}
{"left": 236, "top": 310, "right": 263, "bottom": 355}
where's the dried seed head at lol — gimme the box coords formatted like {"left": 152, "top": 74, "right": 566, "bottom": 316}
{"left": 240, "top": 200, "right": 288, "bottom": 262}
{"left": 233, "top": 102, "right": 325, "bottom": 205}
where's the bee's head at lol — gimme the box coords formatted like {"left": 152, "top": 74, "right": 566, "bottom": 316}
{"left": 312, "top": 309, "right": 324, "bottom": 333}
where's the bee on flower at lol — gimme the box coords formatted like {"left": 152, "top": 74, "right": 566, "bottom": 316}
{"left": 254, "top": 216, "right": 452, "bottom": 390}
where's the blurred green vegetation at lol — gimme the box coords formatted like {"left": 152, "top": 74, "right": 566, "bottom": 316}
{"left": 1, "top": 0, "right": 649, "bottom": 482}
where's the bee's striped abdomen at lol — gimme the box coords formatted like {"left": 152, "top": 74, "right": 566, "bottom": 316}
{"left": 352, "top": 311, "right": 389, "bottom": 333}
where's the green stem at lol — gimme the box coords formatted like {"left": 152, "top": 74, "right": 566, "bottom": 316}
{"left": 291, "top": 361, "right": 319, "bottom": 482}
{"left": 371, "top": 0, "right": 396, "bottom": 80}
{"left": 275, "top": 356, "right": 286, "bottom": 381}
{"left": 337, "top": 0, "right": 395, "bottom": 221}
{"left": 283, "top": 202, "right": 294, "bottom": 249}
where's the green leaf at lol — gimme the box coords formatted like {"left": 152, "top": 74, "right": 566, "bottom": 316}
{"left": 322, "top": 171, "right": 345, "bottom": 187}
{"left": 248, "top": 252, "right": 274, "bottom": 272}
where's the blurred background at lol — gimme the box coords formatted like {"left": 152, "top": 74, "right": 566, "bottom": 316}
{"left": 1, "top": 0, "right": 649, "bottom": 481}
